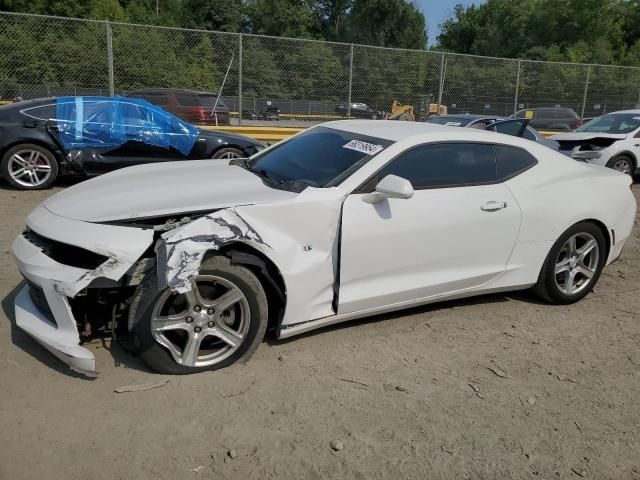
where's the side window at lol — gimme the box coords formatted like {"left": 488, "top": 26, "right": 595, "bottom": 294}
{"left": 491, "top": 120, "right": 526, "bottom": 137}
{"left": 495, "top": 145, "right": 537, "bottom": 180}
{"left": 377, "top": 143, "right": 497, "bottom": 189}
{"left": 21, "top": 104, "right": 56, "bottom": 120}
{"left": 522, "top": 127, "right": 537, "bottom": 141}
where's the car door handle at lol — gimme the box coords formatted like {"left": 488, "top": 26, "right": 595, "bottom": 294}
{"left": 481, "top": 201, "right": 507, "bottom": 212}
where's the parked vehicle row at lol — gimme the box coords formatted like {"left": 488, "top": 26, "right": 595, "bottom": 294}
{"left": 12, "top": 120, "right": 636, "bottom": 374}
{"left": 423, "top": 114, "right": 559, "bottom": 149}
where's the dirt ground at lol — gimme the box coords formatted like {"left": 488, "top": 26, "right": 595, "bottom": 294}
{"left": 0, "top": 181, "right": 638, "bottom": 480}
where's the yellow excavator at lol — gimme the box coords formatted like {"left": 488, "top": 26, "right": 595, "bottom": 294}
{"left": 388, "top": 100, "right": 415, "bottom": 121}
{"left": 387, "top": 100, "right": 448, "bottom": 121}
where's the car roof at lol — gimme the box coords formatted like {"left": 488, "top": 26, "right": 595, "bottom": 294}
{"left": 129, "top": 88, "right": 218, "bottom": 96}
{"left": 323, "top": 119, "right": 492, "bottom": 141}
{"left": 598, "top": 109, "right": 640, "bottom": 115}
{"left": 435, "top": 114, "right": 498, "bottom": 120}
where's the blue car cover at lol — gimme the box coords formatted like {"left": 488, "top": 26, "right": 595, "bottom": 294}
{"left": 55, "top": 96, "right": 199, "bottom": 156}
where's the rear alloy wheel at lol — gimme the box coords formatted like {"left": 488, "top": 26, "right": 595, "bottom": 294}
{"left": 212, "top": 147, "right": 245, "bottom": 160}
{"left": 1, "top": 144, "right": 58, "bottom": 190}
{"left": 533, "top": 222, "right": 606, "bottom": 304}
{"left": 606, "top": 155, "right": 634, "bottom": 176}
{"left": 130, "top": 255, "right": 268, "bottom": 374}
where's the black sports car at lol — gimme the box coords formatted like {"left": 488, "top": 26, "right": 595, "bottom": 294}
{"left": 0, "top": 96, "right": 264, "bottom": 190}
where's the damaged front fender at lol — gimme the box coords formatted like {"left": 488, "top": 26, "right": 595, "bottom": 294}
{"left": 157, "top": 188, "right": 345, "bottom": 328}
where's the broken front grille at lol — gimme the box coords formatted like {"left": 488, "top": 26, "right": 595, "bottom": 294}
{"left": 26, "top": 281, "right": 57, "bottom": 326}
{"left": 23, "top": 229, "right": 108, "bottom": 270}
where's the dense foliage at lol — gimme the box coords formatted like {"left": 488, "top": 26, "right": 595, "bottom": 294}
{"left": 1, "top": 0, "right": 639, "bottom": 115}
{"left": 0, "top": 0, "right": 427, "bottom": 48}
{"left": 437, "top": 0, "right": 640, "bottom": 66}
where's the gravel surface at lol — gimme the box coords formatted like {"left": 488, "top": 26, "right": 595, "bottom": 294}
{"left": 0, "top": 181, "right": 638, "bottom": 480}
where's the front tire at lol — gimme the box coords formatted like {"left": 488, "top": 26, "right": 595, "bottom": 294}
{"left": 606, "top": 155, "right": 634, "bottom": 176}
{"left": 129, "top": 255, "right": 268, "bottom": 374}
{"left": 1, "top": 143, "right": 58, "bottom": 190}
{"left": 533, "top": 222, "right": 606, "bottom": 304}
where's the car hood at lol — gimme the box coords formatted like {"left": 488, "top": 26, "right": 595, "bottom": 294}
{"left": 550, "top": 132, "right": 627, "bottom": 141}
{"left": 44, "top": 160, "right": 298, "bottom": 222}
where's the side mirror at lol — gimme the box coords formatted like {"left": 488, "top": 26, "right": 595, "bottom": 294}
{"left": 362, "top": 174, "right": 414, "bottom": 204}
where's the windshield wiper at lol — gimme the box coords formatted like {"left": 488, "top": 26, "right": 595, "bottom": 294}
{"left": 229, "top": 158, "right": 251, "bottom": 169}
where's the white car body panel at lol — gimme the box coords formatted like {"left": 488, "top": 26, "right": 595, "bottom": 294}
{"left": 339, "top": 183, "right": 521, "bottom": 313}
{"left": 44, "top": 159, "right": 297, "bottom": 222}
{"left": 11, "top": 120, "right": 637, "bottom": 373}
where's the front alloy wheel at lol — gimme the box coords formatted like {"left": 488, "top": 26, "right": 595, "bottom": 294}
{"left": 150, "top": 276, "right": 250, "bottom": 368}
{"left": 607, "top": 156, "right": 633, "bottom": 175}
{"left": 130, "top": 255, "right": 268, "bottom": 374}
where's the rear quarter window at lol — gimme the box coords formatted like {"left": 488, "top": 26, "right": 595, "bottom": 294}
{"left": 495, "top": 145, "right": 537, "bottom": 180}
{"left": 21, "top": 104, "right": 56, "bottom": 120}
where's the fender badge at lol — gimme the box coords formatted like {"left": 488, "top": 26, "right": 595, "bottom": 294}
{"left": 302, "top": 245, "right": 313, "bottom": 251}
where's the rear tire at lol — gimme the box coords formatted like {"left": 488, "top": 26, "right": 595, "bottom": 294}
{"left": 1, "top": 143, "right": 58, "bottom": 190}
{"left": 129, "top": 255, "right": 268, "bottom": 374}
{"left": 533, "top": 222, "right": 606, "bottom": 304}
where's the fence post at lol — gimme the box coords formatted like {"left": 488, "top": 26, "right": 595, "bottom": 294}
{"left": 347, "top": 44, "right": 354, "bottom": 119}
{"left": 238, "top": 34, "right": 243, "bottom": 125}
{"left": 581, "top": 65, "right": 591, "bottom": 119}
{"left": 513, "top": 60, "right": 521, "bottom": 115}
{"left": 106, "top": 21, "right": 115, "bottom": 96}
{"left": 437, "top": 52, "right": 446, "bottom": 113}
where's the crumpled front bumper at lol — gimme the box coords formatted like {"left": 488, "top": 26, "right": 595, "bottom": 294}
{"left": 12, "top": 204, "right": 154, "bottom": 374}
{"left": 13, "top": 233, "right": 97, "bottom": 373}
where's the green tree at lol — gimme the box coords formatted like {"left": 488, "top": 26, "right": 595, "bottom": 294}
{"left": 346, "top": 0, "right": 427, "bottom": 49}
{"left": 182, "top": 0, "right": 243, "bottom": 32}
{"left": 244, "top": 0, "right": 321, "bottom": 38}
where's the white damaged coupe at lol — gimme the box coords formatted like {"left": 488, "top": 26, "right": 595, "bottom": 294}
{"left": 12, "top": 121, "right": 637, "bottom": 374}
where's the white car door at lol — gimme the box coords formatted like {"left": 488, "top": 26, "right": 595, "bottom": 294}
{"left": 338, "top": 142, "right": 525, "bottom": 315}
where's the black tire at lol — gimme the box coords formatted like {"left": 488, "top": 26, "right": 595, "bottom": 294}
{"left": 606, "top": 155, "right": 635, "bottom": 176}
{"left": 1, "top": 143, "right": 58, "bottom": 190}
{"left": 532, "top": 221, "right": 607, "bottom": 304}
{"left": 211, "top": 147, "right": 245, "bottom": 160}
{"left": 128, "top": 255, "right": 268, "bottom": 374}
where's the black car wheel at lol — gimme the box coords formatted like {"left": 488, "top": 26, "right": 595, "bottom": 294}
{"left": 212, "top": 147, "right": 245, "bottom": 160}
{"left": 1, "top": 143, "right": 58, "bottom": 190}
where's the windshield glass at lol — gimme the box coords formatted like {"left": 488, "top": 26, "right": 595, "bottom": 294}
{"left": 575, "top": 113, "right": 640, "bottom": 134}
{"left": 246, "top": 126, "right": 393, "bottom": 190}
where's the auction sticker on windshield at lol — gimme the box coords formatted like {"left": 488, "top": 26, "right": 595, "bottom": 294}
{"left": 343, "top": 139, "right": 384, "bottom": 155}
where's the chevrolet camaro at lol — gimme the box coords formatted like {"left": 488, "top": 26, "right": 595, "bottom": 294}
{"left": 12, "top": 121, "right": 636, "bottom": 375}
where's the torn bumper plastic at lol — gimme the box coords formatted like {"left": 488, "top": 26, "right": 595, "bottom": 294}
{"left": 12, "top": 205, "right": 155, "bottom": 374}
{"left": 12, "top": 233, "right": 97, "bottom": 373}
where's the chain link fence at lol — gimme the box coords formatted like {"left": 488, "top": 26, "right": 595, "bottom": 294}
{"left": 1, "top": 11, "right": 640, "bottom": 127}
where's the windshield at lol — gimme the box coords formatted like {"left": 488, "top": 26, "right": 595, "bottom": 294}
{"left": 575, "top": 113, "right": 640, "bottom": 134}
{"left": 245, "top": 126, "right": 393, "bottom": 191}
